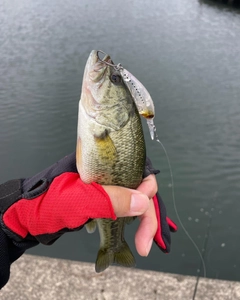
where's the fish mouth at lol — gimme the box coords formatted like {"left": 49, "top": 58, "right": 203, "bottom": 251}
{"left": 87, "top": 50, "right": 112, "bottom": 69}
{"left": 81, "top": 50, "right": 113, "bottom": 113}
{"left": 85, "top": 50, "right": 113, "bottom": 83}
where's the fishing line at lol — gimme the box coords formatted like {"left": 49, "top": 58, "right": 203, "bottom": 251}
{"left": 152, "top": 124, "right": 207, "bottom": 278}
{"left": 192, "top": 192, "right": 216, "bottom": 299}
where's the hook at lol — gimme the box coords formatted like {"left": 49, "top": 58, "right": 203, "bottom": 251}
{"left": 96, "top": 50, "right": 123, "bottom": 71}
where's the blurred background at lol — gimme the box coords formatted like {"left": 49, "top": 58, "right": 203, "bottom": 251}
{"left": 1, "top": 0, "right": 240, "bottom": 281}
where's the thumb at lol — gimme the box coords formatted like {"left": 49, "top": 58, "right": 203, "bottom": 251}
{"left": 102, "top": 185, "right": 150, "bottom": 217}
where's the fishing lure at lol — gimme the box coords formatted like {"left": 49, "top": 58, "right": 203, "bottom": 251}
{"left": 97, "top": 50, "right": 156, "bottom": 140}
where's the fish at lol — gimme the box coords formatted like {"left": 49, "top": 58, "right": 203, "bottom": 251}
{"left": 76, "top": 50, "right": 146, "bottom": 272}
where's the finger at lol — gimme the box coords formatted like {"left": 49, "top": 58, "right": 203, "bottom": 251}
{"left": 136, "top": 175, "right": 158, "bottom": 200}
{"left": 102, "top": 185, "right": 149, "bottom": 218}
{"left": 135, "top": 199, "right": 158, "bottom": 256}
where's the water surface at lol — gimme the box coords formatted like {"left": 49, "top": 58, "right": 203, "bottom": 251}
{"left": 1, "top": 0, "right": 240, "bottom": 281}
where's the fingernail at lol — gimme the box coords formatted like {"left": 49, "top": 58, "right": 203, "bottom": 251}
{"left": 146, "top": 239, "right": 153, "bottom": 256}
{"left": 130, "top": 194, "right": 148, "bottom": 214}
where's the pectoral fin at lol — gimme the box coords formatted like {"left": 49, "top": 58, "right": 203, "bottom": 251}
{"left": 94, "top": 129, "right": 117, "bottom": 163}
{"left": 85, "top": 220, "right": 97, "bottom": 234}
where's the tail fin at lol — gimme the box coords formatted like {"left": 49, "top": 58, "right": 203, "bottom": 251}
{"left": 95, "top": 241, "right": 136, "bottom": 273}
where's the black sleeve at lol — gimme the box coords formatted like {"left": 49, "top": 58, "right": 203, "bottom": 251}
{"left": 0, "top": 227, "right": 38, "bottom": 289}
{"left": 0, "top": 227, "right": 11, "bottom": 289}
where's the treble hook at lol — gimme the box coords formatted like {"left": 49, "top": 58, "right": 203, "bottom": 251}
{"left": 96, "top": 50, "right": 123, "bottom": 71}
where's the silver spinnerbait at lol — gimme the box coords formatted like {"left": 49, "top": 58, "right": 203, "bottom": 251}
{"left": 97, "top": 50, "right": 156, "bottom": 140}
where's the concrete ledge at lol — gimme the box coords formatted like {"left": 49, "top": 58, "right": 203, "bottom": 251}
{"left": 1, "top": 254, "right": 240, "bottom": 300}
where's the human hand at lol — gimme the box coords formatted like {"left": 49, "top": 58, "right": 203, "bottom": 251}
{"left": 103, "top": 174, "right": 177, "bottom": 257}
{"left": 103, "top": 174, "right": 157, "bottom": 256}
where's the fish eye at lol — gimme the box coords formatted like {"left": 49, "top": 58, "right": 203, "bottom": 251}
{"left": 110, "top": 72, "right": 122, "bottom": 84}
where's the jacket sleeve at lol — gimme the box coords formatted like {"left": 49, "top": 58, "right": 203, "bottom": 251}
{"left": 0, "top": 226, "right": 38, "bottom": 289}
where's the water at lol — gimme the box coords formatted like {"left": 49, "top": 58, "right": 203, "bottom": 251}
{"left": 1, "top": 0, "right": 240, "bottom": 281}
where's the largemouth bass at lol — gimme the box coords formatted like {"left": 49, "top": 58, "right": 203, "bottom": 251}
{"left": 76, "top": 50, "right": 146, "bottom": 272}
